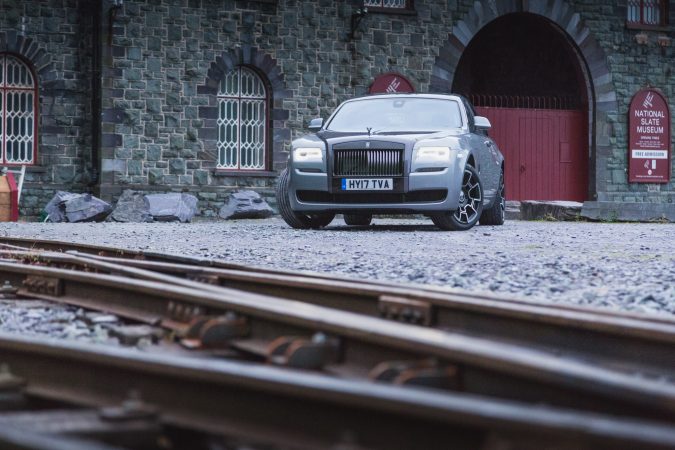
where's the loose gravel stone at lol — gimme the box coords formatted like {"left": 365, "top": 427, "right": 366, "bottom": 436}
{"left": 0, "top": 218, "right": 673, "bottom": 319}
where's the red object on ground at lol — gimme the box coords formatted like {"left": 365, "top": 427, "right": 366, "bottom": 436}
{"left": 0, "top": 173, "right": 18, "bottom": 222}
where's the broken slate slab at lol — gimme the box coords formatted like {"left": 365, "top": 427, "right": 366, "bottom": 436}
{"left": 45, "top": 191, "right": 112, "bottom": 223}
{"left": 108, "top": 189, "right": 152, "bottom": 223}
{"left": 44, "top": 191, "right": 80, "bottom": 222}
{"left": 65, "top": 194, "right": 113, "bottom": 222}
{"left": 520, "top": 201, "right": 583, "bottom": 221}
{"left": 219, "top": 190, "right": 274, "bottom": 220}
{"left": 145, "top": 193, "right": 198, "bottom": 222}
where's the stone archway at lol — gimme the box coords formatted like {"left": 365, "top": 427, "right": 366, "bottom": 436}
{"left": 201, "top": 47, "right": 293, "bottom": 172}
{"left": 0, "top": 31, "right": 53, "bottom": 76}
{"left": 431, "top": 0, "right": 618, "bottom": 201}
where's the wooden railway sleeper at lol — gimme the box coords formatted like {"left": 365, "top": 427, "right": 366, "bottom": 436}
{"left": 180, "top": 312, "right": 249, "bottom": 349}
{"left": 267, "top": 332, "right": 340, "bottom": 371}
{"left": 378, "top": 295, "right": 434, "bottom": 326}
{"left": 369, "top": 359, "right": 461, "bottom": 390}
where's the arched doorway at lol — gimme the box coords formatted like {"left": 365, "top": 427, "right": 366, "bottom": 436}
{"left": 453, "top": 13, "right": 589, "bottom": 202}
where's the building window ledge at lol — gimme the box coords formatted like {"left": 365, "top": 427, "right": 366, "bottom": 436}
{"left": 626, "top": 22, "right": 669, "bottom": 32}
{"left": 213, "top": 170, "right": 277, "bottom": 178}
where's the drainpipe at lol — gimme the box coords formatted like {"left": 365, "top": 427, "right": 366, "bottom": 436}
{"left": 90, "top": 0, "right": 102, "bottom": 189}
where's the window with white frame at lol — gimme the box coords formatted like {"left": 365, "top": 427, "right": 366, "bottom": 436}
{"left": 364, "top": 0, "right": 410, "bottom": 9}
{"left": 217, "top": 66, "right": 268, "bottom": 170}
{"left": 0, "top": 54, "right": 36, "bottom": 165}
{"left": 627, "top": 0, "right": 667, "bottom": 27}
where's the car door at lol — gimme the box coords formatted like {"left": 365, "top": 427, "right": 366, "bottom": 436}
{"left": 462, "top": 98, "right": 498, "bottom": 202}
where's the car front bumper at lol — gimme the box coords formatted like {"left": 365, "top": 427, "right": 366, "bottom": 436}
{"left": 288, "top": 168, "right": 462, "bottom": 214}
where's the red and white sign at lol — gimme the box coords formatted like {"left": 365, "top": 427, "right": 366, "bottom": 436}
{"left": 369, "top": 73, "right": 415, "bottom": 94}
{"left": 628, "top": 89, "right": 671, "bottom": 183}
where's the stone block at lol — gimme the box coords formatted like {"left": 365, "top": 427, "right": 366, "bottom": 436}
{"left": 147, "top": 145, "right": 162, "bottom": 161}
{"left": 520, "top": 201, "right": 583, "bottom": 221}
{"left": 148, "top": 168, "right": 164, "bottom": 185}
{"left": 45, "top": 192, "right": 112, "bottom": 223}
{"left": 169, "top": 158, "right": 186, "bottom": 174}
{"left": 54, "top": 165, "right": 75, "bottom": 184}
{"left": 145, "top": 193, "right": 198, "bottom": 222}
{"left": 108, "top": 189, "right": 152, "bottom": 223}
{"left": 219, "top": 190, "right": 274, "bottom": 220}
{"left": 193, "top": 169, "right": 209, "bottom": 185}
{"left": 581, "top": 202, "right": 675, "bottom": 222}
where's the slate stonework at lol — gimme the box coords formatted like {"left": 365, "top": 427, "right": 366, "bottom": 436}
{"left": 0, "top": 0, "right": 95, "bottom": 218}
{"left": 1, "top": 0, "right": 673, "bottom": 219}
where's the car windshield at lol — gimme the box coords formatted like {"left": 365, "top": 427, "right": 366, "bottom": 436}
{"left": 326, "top": 97, "right": 463, "bottom": 132}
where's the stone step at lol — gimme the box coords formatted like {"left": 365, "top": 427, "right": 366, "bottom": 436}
{"left": 518, "top": 200, "right": 583, "bottom": 221}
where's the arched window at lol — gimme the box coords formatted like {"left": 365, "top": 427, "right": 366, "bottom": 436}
{"left": 217, "top": 66, "right": 268, "bottom": 170}
{"left": 0, "top": 54, "right": 36, "bottom": 165}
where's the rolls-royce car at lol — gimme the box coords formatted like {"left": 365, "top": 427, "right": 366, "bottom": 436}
{"left": 276, "top": 93, "right": 505, "bottom": 231}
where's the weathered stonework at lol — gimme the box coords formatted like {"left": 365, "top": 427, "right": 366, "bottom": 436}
{"left": 0, "top": 0, "right": 95, "bottom": 218}
{"left": 1, "top": 0, "right": 673, "bottom": 219}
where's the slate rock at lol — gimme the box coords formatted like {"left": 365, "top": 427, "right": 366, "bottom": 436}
{"left": 45, "top": 191, "right": 112, "bottom": 223}
{"left": 64, "top": 194, "right": 113, "bottom": 222}
{"left": 145, "top": 193, "right": 198, "bottom": 222}
{"left": 44, "top": 191, "right": 80, "bottom": 222}
{"left": 219, "top": 190, "right": 273, "bottom": 220}
{"left": 108, "top": 189, "right": 153, "bottom": 223}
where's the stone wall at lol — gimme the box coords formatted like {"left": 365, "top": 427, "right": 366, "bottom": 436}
{"left": 566, "top": 1, "right": 674, "bottom": 203}
{"left": 449, "top": 0, "right": 674, "bottom": 204}
{"left": 97, "top": 0, "right": 456, "bottom": 217}
{"left": 2, "top": 0, "right": 674, "bottom": 219}
{"left": 0, "top": 0, "right": 94, "bottom": 218}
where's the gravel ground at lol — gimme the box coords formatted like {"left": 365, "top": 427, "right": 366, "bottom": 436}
{"left": 0, "top": 217, "right": 674, "bottom": 318}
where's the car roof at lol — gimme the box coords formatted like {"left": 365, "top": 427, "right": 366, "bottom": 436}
{"left": 343, "top": 93, "right": 463, "bottom": 103}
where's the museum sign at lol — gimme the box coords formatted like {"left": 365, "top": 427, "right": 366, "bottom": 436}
{"left": 628, "top": 89, "right": 671, "bottom": 183}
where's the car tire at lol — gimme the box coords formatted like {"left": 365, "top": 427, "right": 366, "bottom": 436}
{"left": 479, "top": 171, "right": 505, "bottom": 226}
{"left": 276, "top": 169, "right": 335, "bottom": 229}
{"left": 343, "top": 214, "right": 372, "bottom": 226}
{"left": 431, "top": 165, "right": 483, "bottom": 231}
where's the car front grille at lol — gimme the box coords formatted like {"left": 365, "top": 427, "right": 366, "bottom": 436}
{"left": 333, "top": 149, "right": 404, "bottom": 177}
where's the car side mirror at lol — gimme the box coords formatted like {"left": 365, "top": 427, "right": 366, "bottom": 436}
{"left": 475, "top": 116, "right": 492, "bottom": 130}
{"left": 308, "top": 118, "right": 324, "bottom": 131}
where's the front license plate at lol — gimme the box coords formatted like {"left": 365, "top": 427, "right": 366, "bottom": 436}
{"left": 341, "top": 178, "right": 394, "bottom": 191}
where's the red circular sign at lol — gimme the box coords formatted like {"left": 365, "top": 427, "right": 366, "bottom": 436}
{"left": 369, "top": 73, "right": 415, "bottom": 94}
{"left": 628, "top": 88, "right": 671, "bottom": 183}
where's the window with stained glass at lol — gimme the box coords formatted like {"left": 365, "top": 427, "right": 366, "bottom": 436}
{"left": 627, "top": 0, "right": 667, "bottom": 27}
{"left": 217, "top": 67, "right": 268, "bottom": 170}
{"left": 364, "top": 0, "right": 410, "bottom": 9}
{"left": 0, "top": 54, "right": 36, "bottom": 165}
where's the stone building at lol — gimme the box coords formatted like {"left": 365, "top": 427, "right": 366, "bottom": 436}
{"left": 0, "top": 0, "right": 672, "bottom": 219}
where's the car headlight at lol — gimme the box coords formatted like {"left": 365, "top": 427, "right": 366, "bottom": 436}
{"left": 414, "top": 146, "right": 451, "bottom": 164}
{"left": 293, "top": 147, "right": 323, "bottom": 163}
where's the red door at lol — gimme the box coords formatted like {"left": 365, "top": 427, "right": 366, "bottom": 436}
{"left": 476, "top": 106, "right": 587, "bottom": 201}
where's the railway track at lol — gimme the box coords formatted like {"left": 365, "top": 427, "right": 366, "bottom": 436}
{"left": 0, "top": 333, "right": 674, "bottom": 450}
{"left": 0, "top": 237, "right": 673, "bottom": 448}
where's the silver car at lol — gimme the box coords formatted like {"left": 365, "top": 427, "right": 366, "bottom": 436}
{"left": 276, "top": 94, "right": 505, "bottom": 231}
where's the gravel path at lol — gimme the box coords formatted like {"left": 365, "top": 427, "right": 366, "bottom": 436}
{"left": 1, "top": 218, "right": 674, "bottom": 316}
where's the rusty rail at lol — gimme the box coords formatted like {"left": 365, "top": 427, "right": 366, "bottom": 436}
{"left": 0, "top": 258, "right": 672, "bottom": 422}
{"left": 3, "top": 249, "right": 674, "bottom": 381}
{"left": 1, "top": 333, "right": 675, "bottom": 450}
{"left": 1, "top": 237, "right": 672, "bottom": 327}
